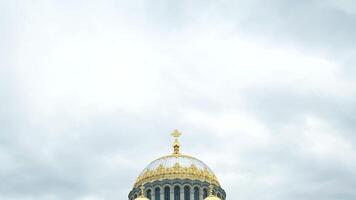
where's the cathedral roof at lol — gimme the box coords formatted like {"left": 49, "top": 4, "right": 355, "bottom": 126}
{"left": 133, "top": 130, "right": 220, "bottom": 188}
{"left": 141, "top": 154, "right": 214, "bottom": 175}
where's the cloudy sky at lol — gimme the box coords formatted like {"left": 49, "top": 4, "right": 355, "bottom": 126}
{"left": 1, "top": 0, "right": 356, "bottom": 200}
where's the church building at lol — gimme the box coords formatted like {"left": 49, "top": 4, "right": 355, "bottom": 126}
{"left": 128, "top": 130, "right": 226, "bottom": 200}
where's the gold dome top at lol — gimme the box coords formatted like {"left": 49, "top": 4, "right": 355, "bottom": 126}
{"left": 204, "top": 194, "right": 222, "bottom": 200}
{"left": 204, "top": 186, "right": 222, "bottom": 200}
{"left": 133, "top": 130, "right": 220, "bottom": 188}
{"left": 135, "top": 196, "right": 149, "bottom": 200}
{"left": 134, "top": 186, "right": 149, "bottom": 200}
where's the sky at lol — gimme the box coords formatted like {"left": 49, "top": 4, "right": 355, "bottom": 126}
{"left": 0, "top": 0, "right": 356, "bottom": 200}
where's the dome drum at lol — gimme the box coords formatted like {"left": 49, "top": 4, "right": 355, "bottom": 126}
{"left": 129, "top": 179, "right": 226, "bottom": 200}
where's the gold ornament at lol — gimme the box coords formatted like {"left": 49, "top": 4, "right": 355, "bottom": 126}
{"left": 171, "top": 129, "right": 182, "bottom": 155}
{"left": 134, "top": 185, "right": 149, "bottom": 200}
{"left": 204, "top": 185, "right": 221, "bottom": 200}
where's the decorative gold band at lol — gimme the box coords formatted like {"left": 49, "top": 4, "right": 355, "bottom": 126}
{"left": 134, "top": 163, "right": 220, "bottom": 188}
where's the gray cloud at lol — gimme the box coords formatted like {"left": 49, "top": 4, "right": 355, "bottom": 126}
{"left": 0, "top": 0, "right": 355, "bottom": 200}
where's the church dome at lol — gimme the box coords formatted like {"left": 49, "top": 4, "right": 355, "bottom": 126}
{"left": 141, "top": 154, "right": 214, "bottom": 174}
{"left": 129, "top": 130, "right": 226, "bottom": 200}
{"left": 135, "top": 196, "right": 149, "bottom": 200}
{"left": 134, "top": 154, "right": 220, "bottom": 188}
{"left": 204, "top": 194, "right": 222, "bottom": 200}
{"left": 134, "top": 186, "right": 150, "bottom": 200}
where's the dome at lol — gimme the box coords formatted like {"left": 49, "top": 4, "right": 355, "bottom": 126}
{"left": 140, "top": 154, "right": 215, "bottom": 176}
{"left": 133, "top": 130, "right": 220, "bottom": 188}
{"left": 134, "top": 154, "right": 220, "bottom": 188}
{"left": 129, "top": 130, "right": 226, "bottom": 200}
{"left": 204, "top": 195, "right": 222, "bottom": 200}
{"left": 135, "top": 196, "right": 149, "bottom": 200}
{"left": 134, "top": 186, "right": 149, "bottom": 200}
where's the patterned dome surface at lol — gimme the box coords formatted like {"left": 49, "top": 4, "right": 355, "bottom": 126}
{"left": 134, "top": 154, "right": 220, "bottom": 188}
{"left": 140, "top": 154, "right": 215, "bottom": 176}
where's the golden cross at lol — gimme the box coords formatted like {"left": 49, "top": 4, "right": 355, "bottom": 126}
{"left": 209, "top": 185, "right": 214, "bottom": 196}
{"left": 171, "top": 129, "right": 182, "bottom": 154}
{"left": 171, "top": 129, "right": 182, "bottom": 139}
{"left": 140, "top": 185, "right": 145, "bottom": 197}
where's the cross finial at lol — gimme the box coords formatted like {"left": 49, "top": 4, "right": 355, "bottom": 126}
{"left": 209, "top": 185, "right": 214, "bottom": 196}
{"left": 140, "top": 185, "right": 145, "bottom": 197}
{"left": 171, "top": 129, "right": 181, "bottom": 138}
{"left": 171, "top": 129, "right": 182, "bottom": 155}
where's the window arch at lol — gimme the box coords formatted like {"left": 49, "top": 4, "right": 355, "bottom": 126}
{"left": 155, "top": 188, "right": 161, "bottom": 200}
{"left": 146, "top": 189, "right": 152, "bottom": 200}
{"left": 164, "top": 186, "right": 170, "bottom": 200}
{"left": 203, "top": 188, "right": 208, "bottom": 199}
{"left": 184, "top": 186, "right": 190, "bottom": 200}
{"left": 194, "top": 187, "right": 199, "bottom": 200}
{"left": 174, "top": 186, "right": 180, "bottom": 200}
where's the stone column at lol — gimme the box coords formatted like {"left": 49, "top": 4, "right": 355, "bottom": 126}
{"left": 170, "top": 190, "right": 174, "bottom": 200}
{"left": 160, "top": 188, "right": 164, "bottom": 200}
{"left": 180, "top": 189, "right": 184, "bottom": 200}
{"left": 199, "top": 189, "right": 203, "bottom": 200}
{"left": 190, "top": 189, "right": 194, "bottom": 200}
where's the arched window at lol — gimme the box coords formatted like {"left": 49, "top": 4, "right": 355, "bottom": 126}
{"left": 146, "top": 189, "right": 152, "bottom": 200}
{"left": 174, "top": 186, "right": 180, "bottom": 200}
{"left": 203, "top": 188, "right": 208, "bottom": 199}
{"left": 134, "top": 194, "right": 138, "bottom": 199}
{"left": 164, "top": 187, "right": 170, "bottom": 200}
{"left": 194, "top": 187, "right": 199, "bottom": 200}
{"left": 184, "top": 186, "right": 190, "bottom": 200}
{"left": 155, "top": 188, "right": 161, "bottom": 200}
{"left": 217, "top": 193, "right": 221, "bottom": 198}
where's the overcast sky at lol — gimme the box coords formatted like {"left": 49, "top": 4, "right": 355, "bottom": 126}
{"left": 1, "top": 0, "right": 356, "bottom": 200}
